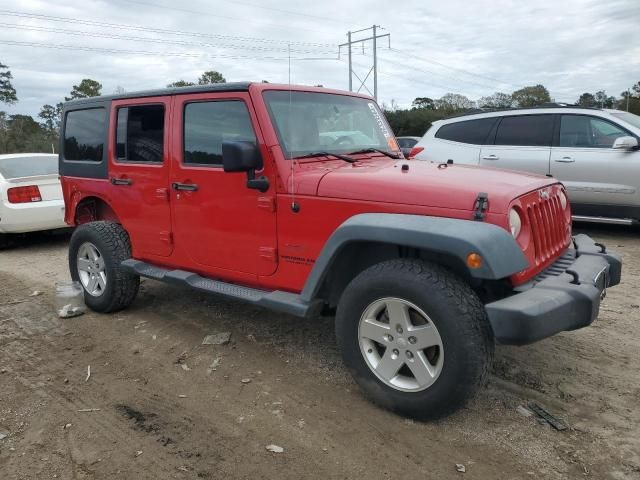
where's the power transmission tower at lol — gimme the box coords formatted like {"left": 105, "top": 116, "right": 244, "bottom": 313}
{"left": 339, "top": 26, "right": 390, "bottom": 100}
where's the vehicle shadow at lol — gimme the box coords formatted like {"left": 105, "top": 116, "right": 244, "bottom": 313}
{"left": 0, "top": 229, "right": 73, "bottom": 251}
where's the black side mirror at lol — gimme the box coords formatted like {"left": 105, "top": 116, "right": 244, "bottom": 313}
{"left": 222, "top": 141, "right": 262, "bottom": 172}
{"left": 222, "top": 141, "right": 269, "bottom": 192}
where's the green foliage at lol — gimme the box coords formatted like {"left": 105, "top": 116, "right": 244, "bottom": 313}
{"left": 0, "top": 113, "right": 56, "bottom": 154}
{"left": 384, "top": 108, "right": 449, "bottom": 137}
{"left": 167, "top": 80, "right": 196, "bottom": 88}
{"left": 198, "top": 70, "right": 226, "bottom": 85}
{"left": 0, "top": 61, "right": 18, "bottom": 105}
{"left": 619, "top": 83, "right": 640, "bottom": 114}
{"left": 65, "top": 79, "right": 102, "bottom": 101}
{"left": 38, "top": 103, "right": 63, "bottom": 133}
{"left": 411, "top": 97, "right": 435, "bottom": 110}
{"left": 478, "top": 92, "right": 512, "bottom": 109}
{"left": 434, "top": 93, "right": 475, "bottom": 113}
{"left": 511, "top": 84, "right": 551, "bottom": 107}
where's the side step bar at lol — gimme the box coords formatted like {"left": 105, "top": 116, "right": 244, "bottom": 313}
{"left": 572, "top": 215, "right": 635, "bottom": 226}
{"left": 121, "top": 259, "right": 317, "bottom": 318}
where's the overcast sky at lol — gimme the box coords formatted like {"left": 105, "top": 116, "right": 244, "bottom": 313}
{"left": 1, "top": 0, "right": 639, "bottom": 117}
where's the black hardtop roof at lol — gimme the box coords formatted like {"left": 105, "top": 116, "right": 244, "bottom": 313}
{"left": 64, "top": 81, "right": 252, "bottom": 106}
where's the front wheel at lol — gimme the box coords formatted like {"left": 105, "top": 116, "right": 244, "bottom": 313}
{"left": 69, "top": 221, "right": 139, "bottom": 313}
{"left": 335, "top": 259, "right": 494, "bottom": 420}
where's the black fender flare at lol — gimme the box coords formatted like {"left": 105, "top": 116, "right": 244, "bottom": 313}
{"left": 300, "top": 213, "right": 528, "bottom": 302}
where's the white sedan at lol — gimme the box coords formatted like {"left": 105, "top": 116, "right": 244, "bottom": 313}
{"left": 0, "top": 153, "right": 67, "bottom": 246}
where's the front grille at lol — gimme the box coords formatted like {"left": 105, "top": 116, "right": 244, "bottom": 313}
{"left": 526, "top": 190, "right": 569, "bottom": 266}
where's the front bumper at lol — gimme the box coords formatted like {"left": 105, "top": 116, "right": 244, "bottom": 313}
{"left": 485, "top": 234, "right": 622, "bottom": 346}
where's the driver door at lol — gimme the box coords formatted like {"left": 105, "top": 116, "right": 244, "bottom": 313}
{"left": 550, "top": 114, "right": 640, "bottom": 209}
{"left": 169, "top": 92, "right": 277, "bottom": 278}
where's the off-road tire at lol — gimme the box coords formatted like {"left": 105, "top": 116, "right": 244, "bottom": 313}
{"left": 335, "top": 259, "right": 494, "bottom": 420}
{"left": 69, "top": 221, "right": 139, "bottom": 313}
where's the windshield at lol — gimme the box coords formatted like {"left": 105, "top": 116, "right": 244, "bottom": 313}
{"left": 0, "top": 155, "right": 58, "bottom": 179}
{"left": 610, "top": 112, "right": 640, "bottom": 130}
{"left": 263, "top": 91, "right": 398, "bottom": 158}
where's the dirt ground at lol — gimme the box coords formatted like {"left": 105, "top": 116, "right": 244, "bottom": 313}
{"left": 1, "top": 225, "right": 639, "bottom": 480}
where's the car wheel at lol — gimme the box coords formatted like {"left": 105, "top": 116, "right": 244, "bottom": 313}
{"left": 335, "top": 259, "right": 494, "bottom": 420}
{"left": 0, "top": 234, "right": 9, "bottom": 249}
{"left": 69, "top": 221, "right": 139, "bottom": 313}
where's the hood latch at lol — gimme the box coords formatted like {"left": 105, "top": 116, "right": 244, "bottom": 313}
{"left": 473, "top": 192, "right": 489, "bottom": 221}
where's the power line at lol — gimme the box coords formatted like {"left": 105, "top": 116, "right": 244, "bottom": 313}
{"left": 0, "top": 39, "right": 340, "bottom": 61}
{"left": 0, "top": 23, "right": 337, "bottom": 54}
{"left": 390, "top": 47, "right": 524, "bottom": 90}
{"left": 373, "top": 52, "right": 498, "bottom": 94}
{"left": 136, "top": 0, "right": 347, "bottom": 25}
{"left": 0, "top": 10, "right": 337, "bottom": 47}
{"left": 110, "top": 0, "right": 340, "bottom": 36}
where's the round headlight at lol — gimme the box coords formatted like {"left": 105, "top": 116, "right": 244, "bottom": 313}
{"left": 559, "top": 191, "right": 568, "bottom": 210}
{"left": 509, "top": 208, "right": 522, "bottom": 238}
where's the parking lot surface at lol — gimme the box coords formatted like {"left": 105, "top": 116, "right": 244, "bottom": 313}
{"left": 1, "top": 225, "right": 639, "bottom": 479}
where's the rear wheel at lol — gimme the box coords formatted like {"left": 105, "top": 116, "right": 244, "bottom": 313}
{"left": 335, "top": 259, "right": 494, "bottom": 420}
{"left": 69, "top": 221, "right": 139, "bottom": 313}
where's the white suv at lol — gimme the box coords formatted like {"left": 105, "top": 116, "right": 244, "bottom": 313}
{"left": 411, "top": 107, "right": 640, "bottom": 225}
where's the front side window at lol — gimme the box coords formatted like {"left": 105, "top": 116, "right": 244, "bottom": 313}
{"left": 435, "top": 118, "right": 497, "bottom": 145}
{"left": 64, "top": 108, "right": 106, "bottom": 162}
{"left": 263, "top": 91, "right": 396, "bottom": 158}
{"left": 494, "top": 115, "right": 553, "bottom": 147}
{"left": 183, "top": 101, "right": 257, "bottom": 166}
{"left": 115, "top": 105, "right": 165, "bottom": 163}
{"left": 560, "top": 115, "right": 628, "bottom": 148}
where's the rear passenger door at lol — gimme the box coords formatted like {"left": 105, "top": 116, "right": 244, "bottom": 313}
{"left": 480, "top": 114, "right": 554, "bottom": 176}
{"left": 108, "top": 97, "right": 173, "bottom": 257}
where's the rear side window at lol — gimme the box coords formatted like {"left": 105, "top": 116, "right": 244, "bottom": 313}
{"left": 183, "top": 101, "right": 257, "bottom": 166}
{"left": 435, "top": 118, "right": 497, "bottom": 145}
{"left": 494, "top": 115, "right": 553, "bottom": 147}
{"left": 116, "top": 105, "right": 165, "bottom": 163}
{"left": 0, "top": 156, "right": 57, "bottom": 179}
{"left": 64, "top": 108, "right": 106, "bottom": 162}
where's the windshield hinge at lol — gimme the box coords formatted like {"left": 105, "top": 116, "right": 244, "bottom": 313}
{"left": 473, "top": 192, "right": 489, "bottom": 221}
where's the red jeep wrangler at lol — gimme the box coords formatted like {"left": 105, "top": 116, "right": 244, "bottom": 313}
{"left": 59, "top": 83, "right": 621, "bottom": 419}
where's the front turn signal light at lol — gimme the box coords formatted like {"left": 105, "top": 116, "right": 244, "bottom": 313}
{"left": 467, "top": 253, "right": 483, "bottom": 269}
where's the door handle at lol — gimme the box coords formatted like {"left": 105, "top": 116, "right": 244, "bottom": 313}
{"left": 482, "top": 155, "right": 499, "bottom": 160}
{"left": 171, "top": 182, "right": 199, "bottom": 192}
{"left": 110, "top": 177, "right": 132, "bottom": 186}
{"left": 554, "top": 157, "right": 575, "bottom": 163}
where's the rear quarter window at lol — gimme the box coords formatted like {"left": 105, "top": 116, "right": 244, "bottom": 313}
{"left": 435, "top": 118, "right": 497, "bottom": 145}
{"left": 64, "top": 108, "right": 106, "bottom": 162}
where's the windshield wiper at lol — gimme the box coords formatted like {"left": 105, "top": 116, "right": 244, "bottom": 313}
{"left": 347, "top": 148, "right": 400, "bottom": 159}
{"left": 292, "top": 151, "right": 356, "bottom": 163}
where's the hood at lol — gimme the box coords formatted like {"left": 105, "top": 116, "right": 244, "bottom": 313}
{"left": 316, "top": 160, "right": 556, "bottom": 214}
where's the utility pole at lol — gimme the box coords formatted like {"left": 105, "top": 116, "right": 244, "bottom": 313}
{"left": 627, "top": 88, "right": 631, "bottom": 112}
{"left": 339, "top": 26, "right": 390, "bottom": 100}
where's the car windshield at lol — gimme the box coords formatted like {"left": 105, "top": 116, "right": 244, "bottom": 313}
{"left": 263, "top": 91, "right": 398, "bottom": 158}
{"left": 610, "top": 112, "right": 640, "bottom": 130}
{"left": 0, "top": 155, "right": 58, "bottom": 179}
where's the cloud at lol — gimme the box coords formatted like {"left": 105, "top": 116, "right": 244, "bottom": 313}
{"left": 0, "top": 0, "right": 638, "bottom": 116}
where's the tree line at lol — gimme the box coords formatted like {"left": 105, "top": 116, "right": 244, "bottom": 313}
{"left": 385, "top": 83, "right": 640, "bottom": 137}
{"left": 1, "top": 60, "right": 639, "bottom": 152}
